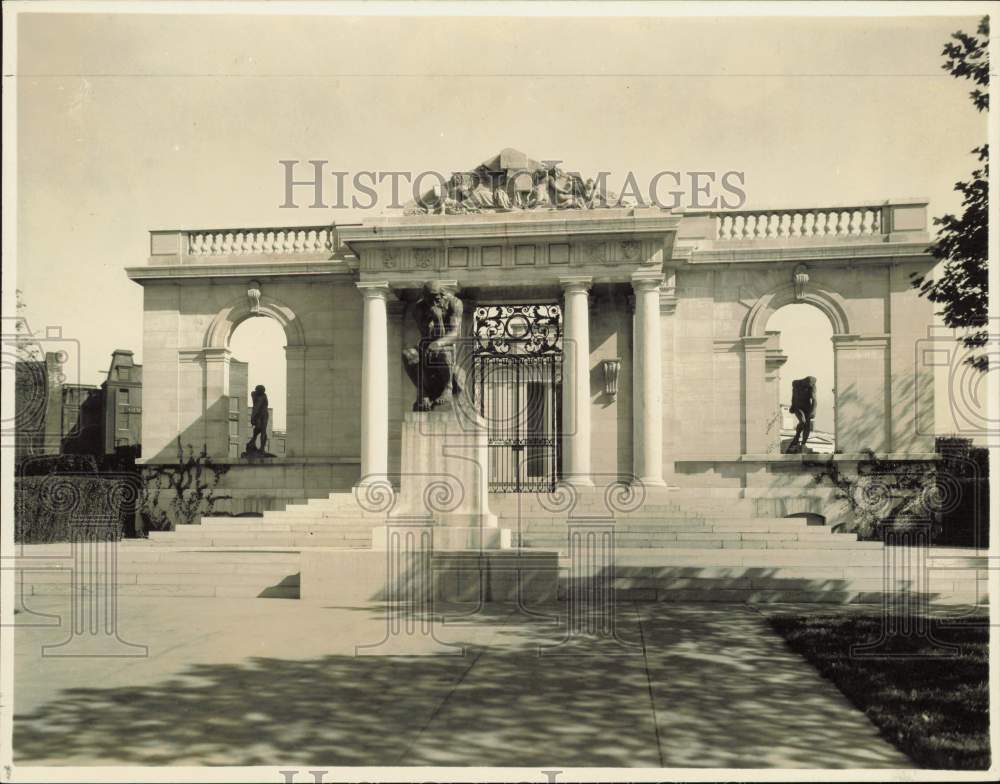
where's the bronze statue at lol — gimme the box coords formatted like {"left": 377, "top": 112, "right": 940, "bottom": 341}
{"left": 786, "top": 376, "right": 817, "bottom": 453}
{"left": 402, "top": 282, "right": 466, "bottom": 411}
{"left": 246, "top": 384, "right": 270, "bottom": 454}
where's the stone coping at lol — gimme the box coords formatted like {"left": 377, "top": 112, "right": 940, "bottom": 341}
{"left": 126, "top": 260, "right": 354, "bottom": 280}
{"left": 136, "top": 456, "right": 360, "bottom": 466}
{"left": 674, "top": 452, "right": 940, "bottom": 464}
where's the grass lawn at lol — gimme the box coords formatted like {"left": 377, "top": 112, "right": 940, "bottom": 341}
{"left": 768, "top": 613, "right": 989, "bottom": 770}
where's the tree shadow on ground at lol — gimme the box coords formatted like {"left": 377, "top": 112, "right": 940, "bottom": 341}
{"left": 14, "top": 603, "right": 914, "bottom": 768}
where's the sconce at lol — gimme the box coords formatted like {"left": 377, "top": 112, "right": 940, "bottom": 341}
{"left": 793, "top": 264, "right": 809, "bottom": 300}
{"left": 601, "top": 358, "right": 622, "bottom": 401}
{"left": 247, "top": 280, "right": 262, "bottom": 313}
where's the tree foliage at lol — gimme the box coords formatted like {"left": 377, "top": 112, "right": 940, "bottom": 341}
{"left": 912, "top": 17, "right": 989, "bottom": 371}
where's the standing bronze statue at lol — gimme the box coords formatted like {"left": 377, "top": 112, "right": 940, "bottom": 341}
{"left": 785, "top": 376, "right": 817, "bottom": 453}
{"left": 402, "top": 282, "right": 466, "bottom": 411}
{"left": 246, "top": 384, "right": 270, "bottom": 455}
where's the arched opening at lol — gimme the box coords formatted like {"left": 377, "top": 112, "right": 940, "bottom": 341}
{"left": 228, "top": 317, "right": 288, "bottom": 457}
{"left": 768, "top": 303, "right": 836, "bottom": 453}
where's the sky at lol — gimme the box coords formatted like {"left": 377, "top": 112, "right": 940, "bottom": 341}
{"left": 9, "top": 8, "right": 991, "bottom": 434}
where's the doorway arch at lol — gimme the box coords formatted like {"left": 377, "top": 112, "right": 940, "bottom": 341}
{"left": 741, "top": 279, "right": 855, "bottom": 454}
{"left": 200, "top": 291, "right": 307, "bottom": 458}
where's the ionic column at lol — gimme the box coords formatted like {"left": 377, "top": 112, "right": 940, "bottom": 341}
{"left": 356, "top": 281, "right": 391, "bottom": 484}
{"left": 632, "top": 272, "right": 666, "bottom": 486}
{"left": 560, "top": 276, "right": 593, "bottom": 487}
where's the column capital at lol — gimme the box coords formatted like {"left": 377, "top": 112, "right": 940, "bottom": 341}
{"left": 559, "top": 275, "right": 593, "bottom": 293}
{"left": 356, "top": 280, "right": 393, "bottom": 300}
{"left": 631, "top": 271, "right": 664, "bottom": 292}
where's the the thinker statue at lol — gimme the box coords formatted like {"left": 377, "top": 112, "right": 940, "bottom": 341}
{"left": 785, "top": 376, "right": 817, "bottom": 453}
{"left": 402, "top": 281, "right": 466, "bottom": 411}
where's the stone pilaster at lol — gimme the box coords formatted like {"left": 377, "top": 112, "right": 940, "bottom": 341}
{"left": 631, "top": 271, "right": 666, "bottom": 486}
{"left": 741, "top": 335, "right": 769, "bottom": 454}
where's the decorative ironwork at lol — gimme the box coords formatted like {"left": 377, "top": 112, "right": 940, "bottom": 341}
{"left": 473, "top": 304, "right": 562, "bottom": 357}
{"left": 474, "top": 304, "right": 563, "bottom": 493}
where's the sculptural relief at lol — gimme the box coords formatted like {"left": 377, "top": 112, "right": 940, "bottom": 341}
{"left": 405, "top": 149, "right": 622, "bottom": 216}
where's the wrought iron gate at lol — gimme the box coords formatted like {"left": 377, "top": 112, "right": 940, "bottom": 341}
{"left": 473, "top": 304, "right": 562, "bottom": 493}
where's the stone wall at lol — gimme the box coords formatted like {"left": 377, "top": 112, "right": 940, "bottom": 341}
{"left": 140, "top": 278, "right": 362, "bottom": 465}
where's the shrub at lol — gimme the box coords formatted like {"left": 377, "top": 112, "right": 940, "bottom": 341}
{"left": 139, "top": 441, "right": 231, "bottom": 532}
{"left": 15, "top": 473, "right": 141, "bottom": 543}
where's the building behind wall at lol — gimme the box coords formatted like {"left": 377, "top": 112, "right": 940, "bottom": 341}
{"left": 14, "top": 349, "right": 143, "bottom": 462}
{"left": 101, "top": 349, "right": 143, "bottom": 456}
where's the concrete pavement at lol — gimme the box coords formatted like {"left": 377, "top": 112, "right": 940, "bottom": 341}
{"left": 11, "top": 595, "right": 913, "bottom": 768}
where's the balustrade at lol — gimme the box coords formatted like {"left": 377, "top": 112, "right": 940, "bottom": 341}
{"left": 185, "top": 227, "right": 336, "bottom": 256}
{"left": 716, "top": 206, "right": 883, "bottom": 241}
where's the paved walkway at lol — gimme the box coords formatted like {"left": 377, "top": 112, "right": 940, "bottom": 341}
{"left": 11, "top": 595, "right": 913, "bottom": 768}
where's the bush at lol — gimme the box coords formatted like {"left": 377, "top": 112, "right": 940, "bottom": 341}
{"left": 138, "top": 441, "right": 231, "bottom": 532}
{"left": 935, "top": 437, "right": 990, "bottom": 547}
{"left": 15, "top": 473, "right": 141, "bottom": 543}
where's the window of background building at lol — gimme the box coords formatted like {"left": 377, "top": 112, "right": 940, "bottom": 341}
{"left": 118, "top": 388, "right": 130, "bottom": 405}
{"left": 116, "top": 367, "right": 129, "bottom": 381}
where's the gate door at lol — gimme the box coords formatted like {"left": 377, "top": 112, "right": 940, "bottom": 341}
{"left": 473, "top": 304, "right": 562, "bottom": 493}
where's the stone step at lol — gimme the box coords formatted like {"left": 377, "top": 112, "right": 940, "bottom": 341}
{"left": 113, "top": 547, "right": 303, "bottom": 564}
{"left": 25, "top": 583, "right": 299, "bottom": 599}
{"left": 189, "top": 521, "right": 377, "bottom": 533}
{"left": 148, "top": 530, "right": 371, "bottom": 545}
{"left": 518, "top": 541, "right": 863, "bottom": 552}
{"left": 16, "top": 569, "right": 298, "bottom": 587}
{"left": 599, "top": 548, "right": 888, "bottom": 566}
{"left": 516, "top": 518, "right": 834, "bottom": 536}
{"left": 195, "top": 518, "right": 834, "bottom": 537}
{"left": 14, "top": 547, "right": 985, "bottom": 605}
{"left": 514, "top": 531, "right": 838, "bottom": 542}
{"left": 156, "top": 530, "right": 372, "bottom": 541}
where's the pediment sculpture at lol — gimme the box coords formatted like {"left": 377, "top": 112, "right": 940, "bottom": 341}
{"left": 404, "top": 148, "right": 622, "bottom": 215}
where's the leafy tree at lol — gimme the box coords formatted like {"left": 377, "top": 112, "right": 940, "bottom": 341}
{"left": 912, "top": 17, "right": 989, "bottom": 371}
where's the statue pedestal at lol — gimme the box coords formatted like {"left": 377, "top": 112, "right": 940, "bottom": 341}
{"left": 377, "top": 409, "right": 507, "bottom": 551}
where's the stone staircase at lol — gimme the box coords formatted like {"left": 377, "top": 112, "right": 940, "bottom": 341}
{"left": 12, "top": 489, "right": 990, "bottom": 605}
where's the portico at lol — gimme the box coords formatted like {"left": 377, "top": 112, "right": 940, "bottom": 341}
{"left": 340, "top": 207, "right": 680, "bottom": 493}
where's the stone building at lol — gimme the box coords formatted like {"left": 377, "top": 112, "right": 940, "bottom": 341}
{"left": 14, "top": 349, "right": 143, "bottom": 461}
{"left": 127, "top": 151, "right": 937, "bottom": 525}
{"left": 101, "top": 349, "right": 143, "bottom": 454}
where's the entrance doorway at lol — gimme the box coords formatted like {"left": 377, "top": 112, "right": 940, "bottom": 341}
{"left": 473, "top": 304, "right": 562, "bottom": 492}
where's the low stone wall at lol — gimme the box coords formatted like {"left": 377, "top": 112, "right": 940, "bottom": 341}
{"left": 673, "top": 453, "right": 941, "bottom": 534}
{"left": 138, "top": 458, "right": 359, "bottom": 529}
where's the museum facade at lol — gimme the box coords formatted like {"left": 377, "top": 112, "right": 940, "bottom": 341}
{"left": 127, "top": 151, "right": 937, "bottom": 524}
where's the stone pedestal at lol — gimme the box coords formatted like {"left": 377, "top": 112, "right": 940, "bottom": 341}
{"left": 382, "top": 408, "right": 506, "bottom": 550}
